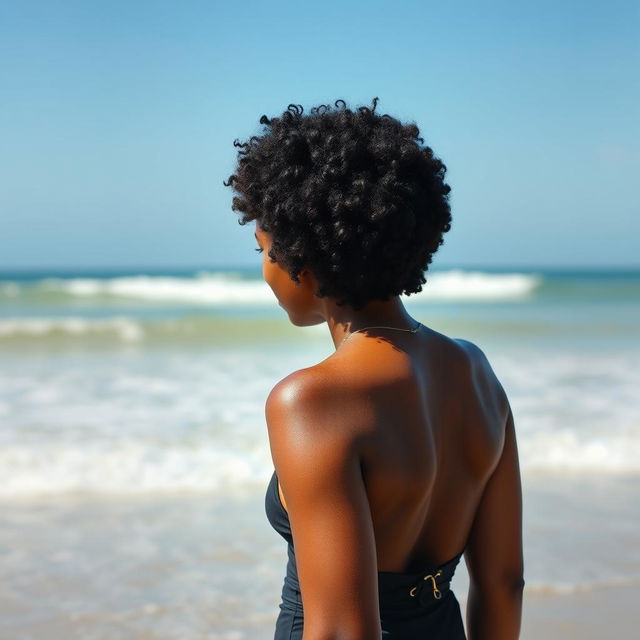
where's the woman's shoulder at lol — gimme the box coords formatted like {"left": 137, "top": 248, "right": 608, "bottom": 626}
{"left": 416, "top": 328, "right": 509, "bottom": 417}
{"left": 421, "top": 325, "right": 487, "bottom": 361}
{"left": 266, "top": 361, "right": 357, "bottom": 425}
{"left": 266, "top": 361, "right": 339, "bottom": 407}
{"left": 451, "top": 336, "right": 510, "bottom": 418}
{"left": 451, "top": 335, "right": 490, "bottom": 362}
{"left": 264, "top": 365, "right": 364, "bottom": 480}
{"left": 412, "top": 326, "right": 500, "bottom": 383}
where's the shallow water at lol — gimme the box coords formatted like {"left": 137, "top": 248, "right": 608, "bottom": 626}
{"left": 1, "top": 476, "right": 639, "bottom": 639}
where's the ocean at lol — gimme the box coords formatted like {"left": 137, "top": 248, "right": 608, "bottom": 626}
{"left": 1, "top": 266, "right": 639, "bottom": 638}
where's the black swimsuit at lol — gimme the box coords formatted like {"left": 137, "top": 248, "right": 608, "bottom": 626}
{"left": 265, "top": 469, "right": 467, "bottom": 639}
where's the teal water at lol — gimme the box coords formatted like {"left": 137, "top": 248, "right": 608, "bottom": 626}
{"left": 1, "top": 266, "right": 638, "bottom": 349}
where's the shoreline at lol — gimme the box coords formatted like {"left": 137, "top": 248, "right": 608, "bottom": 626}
{"left": 1, "top": 485, "right": 639, "bottom": 638}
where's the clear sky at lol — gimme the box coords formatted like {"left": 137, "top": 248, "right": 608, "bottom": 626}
{"left": 1, "top": 0, "right": 638, "bottom": 270}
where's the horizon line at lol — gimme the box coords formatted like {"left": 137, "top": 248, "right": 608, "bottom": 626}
{"left": 1, "top": 264, "right": 639, "bottom": 274}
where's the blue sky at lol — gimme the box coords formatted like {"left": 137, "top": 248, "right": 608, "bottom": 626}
{"left": 1, "top": 0, "right": 638, "bottom": 269}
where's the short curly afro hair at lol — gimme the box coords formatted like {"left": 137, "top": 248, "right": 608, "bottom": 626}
{"left": 224, "top": 97, "right": 452, "bottom": 311}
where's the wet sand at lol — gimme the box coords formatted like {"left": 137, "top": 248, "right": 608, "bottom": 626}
{"left": 1, "top": 475, "right": 639, "bottom": 639}
{"left": 520, "top": 585, "right": 640, "bottom": 639}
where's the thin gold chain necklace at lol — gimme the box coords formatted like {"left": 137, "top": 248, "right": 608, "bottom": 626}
{"left": 338, "top": 319, "right": 423, "bottom": 349}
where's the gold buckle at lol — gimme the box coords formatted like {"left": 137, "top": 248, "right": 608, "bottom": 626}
{"left": 408, "top": 569, "right": 442, "bottom": 599}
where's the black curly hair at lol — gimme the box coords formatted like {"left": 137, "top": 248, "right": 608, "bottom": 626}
{"left": 223, "top": 97, "right": 452, "bottom": 311}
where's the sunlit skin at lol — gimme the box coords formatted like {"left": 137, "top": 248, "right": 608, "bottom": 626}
{"left": 255, "top": 223, "right": 524, "bottom": 640}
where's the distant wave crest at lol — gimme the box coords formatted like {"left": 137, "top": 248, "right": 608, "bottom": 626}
{"left": 0, "top": 270, "right": 542, "bottom": 305}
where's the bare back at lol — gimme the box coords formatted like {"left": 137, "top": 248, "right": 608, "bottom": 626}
{"left": 305, "top": 325, "right": 510, "bottom": 573}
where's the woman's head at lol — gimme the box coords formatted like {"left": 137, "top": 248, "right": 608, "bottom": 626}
{"left": 224, "top": 97, "right": 452, "bottom": 312}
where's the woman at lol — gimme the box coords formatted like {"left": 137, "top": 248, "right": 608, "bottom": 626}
{"left": 224, "top": 98, "right": 524, "bottom": 640}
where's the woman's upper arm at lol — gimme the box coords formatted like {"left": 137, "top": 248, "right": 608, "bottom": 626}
{"left": 265, "top": 373, "right": 382, "bottom": 640}
{"left": 464, "top": 403, "right": 524, "bottom": 591}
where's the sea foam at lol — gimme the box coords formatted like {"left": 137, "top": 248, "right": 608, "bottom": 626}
{"left": 2, "top": 269, "right": 542, "bottom": 305}
{"left": 0, "top": 316, "right": 144, "bottom": 341}
{"left": 1, "top": 425, "right": 639, "bottom": 499}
